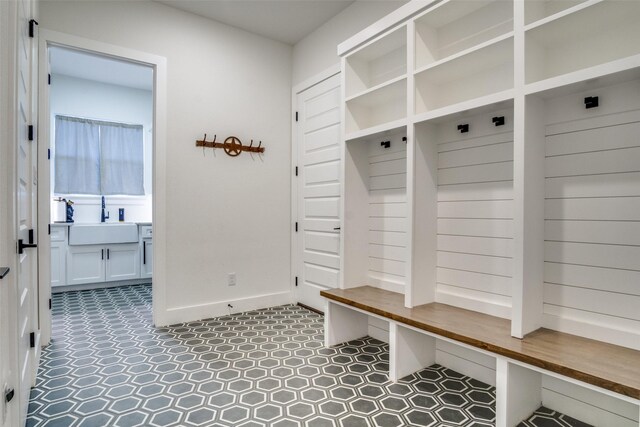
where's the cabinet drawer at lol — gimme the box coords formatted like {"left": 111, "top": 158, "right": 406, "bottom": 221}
{"left": 140, "top": 225, "right": 153, "bottom": 238}
{"left": 50, "top": 226, "right": 67, "bottom": 242}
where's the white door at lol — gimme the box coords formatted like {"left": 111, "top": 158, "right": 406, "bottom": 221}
{"left": 67, "top": 245, "right": 105, "bottom": 285}
{"left": 16, "top": 0, "right": 39, "bottom": 423}
{"left": 141, "top": 239, "right": 153, "bottom": 278}
{"left": 106, "top": 244, "right": 140, "bottom": 282}
{"left": 295, "top": 74, "right": 342, "bottom": 311}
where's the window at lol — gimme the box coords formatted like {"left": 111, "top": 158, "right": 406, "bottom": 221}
{"left": 54, "top": 115, "right": 144, "bottom": 196}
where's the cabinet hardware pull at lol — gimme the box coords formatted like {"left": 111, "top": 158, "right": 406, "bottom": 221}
{"left": 143, "top": 241, "right": 146, "bottom": 265}
{"left": 101, "top": 249, "right": 104, "bottom": 260}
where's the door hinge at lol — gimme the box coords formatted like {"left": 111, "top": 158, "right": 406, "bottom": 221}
{"left": 29, "top": 332, "right": 35, "bottom": 348}
{"left": 295, "top": 166, "right": 298, "bottom": 176}
{"left": 49, "top": 298, "right": 52, "bottom": 310}
{"left": 295, "top": 112, "right": 298, "bottom": 122}
{"left": 295, "top": 276, "right": 298, "bottom": 287}
{"left": 28, "top": 125, "right": 34, "bottom": 141}
{"left": 48, "top": 73, "right": 51, "bottom": 85}
{"left": 295, "top": 222, "right": 298, "bottom": 232}
{"left": 28, "top": 19, "right": 38, "bottom": 38}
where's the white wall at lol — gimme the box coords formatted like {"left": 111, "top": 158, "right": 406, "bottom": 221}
{"left": 49, "top": 74, "right": 153, "bottom": 223}
{"left": 292, "top": 0, "right": 406, "bottom": 86}
{"left": 39, "top": 0, "right": 292, "bottom": 324}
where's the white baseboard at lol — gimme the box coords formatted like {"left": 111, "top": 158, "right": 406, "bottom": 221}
{"left": 52, "top": 278, "right": 152, "bottom": 293}
{"left": 161, "top": 290, "right": 294, "bottom": 327}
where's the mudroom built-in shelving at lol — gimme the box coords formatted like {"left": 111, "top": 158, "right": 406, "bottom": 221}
{"left": 334, "top": 0, "right": 640, "bottom": 426}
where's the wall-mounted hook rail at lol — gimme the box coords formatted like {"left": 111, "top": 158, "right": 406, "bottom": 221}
{"left": 196, "top": 134, "right": 266, "bottom": 157}
{"left": 492, "top": 116, "right": 505, "bottom": 126}
{"left": 457, "top": 124, "right": 469, "bottom": 133}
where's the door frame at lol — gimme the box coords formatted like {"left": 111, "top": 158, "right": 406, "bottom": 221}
{"left": 0, "top": 0, "right": 22, "bottom": 425}
{"left": 290, "top": 64, "right": 340, "bottom": 309}
{"left": 37, "top": 29, "right": 169, "bottom": 344}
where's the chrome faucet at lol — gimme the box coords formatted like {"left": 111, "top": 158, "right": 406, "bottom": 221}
{"left": 101, "top": 196, "right": 109, "bottom": 223}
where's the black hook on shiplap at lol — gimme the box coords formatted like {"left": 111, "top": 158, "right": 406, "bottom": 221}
{"left": 381, "top": 141, "right": 391, "bottom": 148}
{"left": 457, "top": 124, "right": 469, "bottom": 133}
{"left": 492, "top": 116, "right": 505, "bottom": 126}
{"left": 584, "top": 96, "right": 599, "bottom": 109}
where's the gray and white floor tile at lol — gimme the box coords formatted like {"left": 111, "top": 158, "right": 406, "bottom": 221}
{"left": 26, "top": 284, "right": 583, "bottom": 426}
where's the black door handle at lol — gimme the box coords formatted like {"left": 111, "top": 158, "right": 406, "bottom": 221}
{"left": 18, "top": 239, "right": 37, "bottom": 255}
{"left": 143, "top": 241, "right": 146, "bottom": 265}
{"left": 101, "top": 249, "right": 104, "bottom": 260}
{"left": 107, "top": 249, "right": 110, "bottom": 260}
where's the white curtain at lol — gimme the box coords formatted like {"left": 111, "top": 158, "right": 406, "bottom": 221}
{"left": 54, "top": 116, "right": 144, "bottom": 196}
{"left": 100, "top": 123, "right": 144, "bottom": 195}
{"left": 54, "top": 116, "right": 101, "bottom": 195}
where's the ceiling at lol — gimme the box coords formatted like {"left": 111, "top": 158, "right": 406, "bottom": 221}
{"left": 155, "top": 0, "right": 355, "bottom": 45}
{"left": 48, "top": 1, "right": 373, "bottom": 88}
{"left": 49, "top": 46, "right": 153, "bottom": 90}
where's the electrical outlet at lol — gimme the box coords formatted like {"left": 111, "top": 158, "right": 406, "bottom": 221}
{"left": 228, "top": 273, "right": 236, "bottom": 286}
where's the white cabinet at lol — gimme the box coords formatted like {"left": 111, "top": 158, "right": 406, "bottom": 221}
{"left": 139, "top": 225, "right": 152, "bottom": 280}
{"left": 67, "top": 243, "right": 140, "bottom": 285}
{"left": 67, "top": 245, "right": 106, "bottom": 286}
{"left": 50, "top": 225, "right": 68, "bottom": 287}
{"left": 105, "top": 244, "right": 140, "bottom": 282}
{"left": 141, "top": 239, "right": 152, "bottom": 279}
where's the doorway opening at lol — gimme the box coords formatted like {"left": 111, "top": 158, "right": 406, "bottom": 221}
{"left": 45, "top": 46, "right": 155, "bottom": 336}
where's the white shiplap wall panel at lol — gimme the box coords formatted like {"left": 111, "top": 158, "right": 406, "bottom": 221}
{"left": 543, "top": 111, "right": 640, "bottom": 350}
{"left": 368, "top": 139, "right": 407, "bottom": 292}
{"left": 437, "top": 218, "right": 513, "bottom": 238}
{"left": 545, "top": 171, "right": 640, "bottom": 199}
{"left": 435, "top": 123, "right": 514, "bottom": 319}
{"left": 438, "top": 181, "right": 513, "bottom": 202}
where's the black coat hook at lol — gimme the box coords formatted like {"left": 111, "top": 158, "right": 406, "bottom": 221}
{"left": 402, "top": 136, "right": 407, "bottom": 143}
{"left": 381, "top": 141, "right": 391, "bottom": 148}
{"left": 457, "top": 124, "right": 469, "bottom": 133}
{"left": 584, "top": 96, "right": 599, "bottom": 109}
{"left": 492, "top": 116, "right": 505, "bottom": 126}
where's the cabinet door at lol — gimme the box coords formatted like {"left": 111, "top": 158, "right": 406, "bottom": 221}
{"left": 50, "top": 243, "right": 66, "bottom": 287}
{"left": 67, "top": 245, "right": 105, "bottom": 285}
{"left": 106, "top": 243, "right": 140, "bottom": 282}
{"left": 141, "top": 239, "right": 153, "bottom": 279}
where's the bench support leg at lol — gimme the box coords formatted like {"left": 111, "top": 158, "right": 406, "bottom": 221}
{"left": 496, "top": 358, "right": 541, "bottom": 427}
{"left": 324, "top": 301, "right": 368, "bottom": 347}
{"left": 389, "top": 323, "right": 436, "bottom": 382}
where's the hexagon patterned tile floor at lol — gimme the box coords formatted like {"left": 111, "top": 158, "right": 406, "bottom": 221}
{"left": 25, "top": 284, "right": 583, "bottom": 427}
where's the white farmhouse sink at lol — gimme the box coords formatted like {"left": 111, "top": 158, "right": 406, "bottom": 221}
{"left": 68, "top": 223, "right": 139, "bottom": 245}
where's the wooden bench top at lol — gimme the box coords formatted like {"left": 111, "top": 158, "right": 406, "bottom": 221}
{"left": 320, "top": 286, "right": 640, "bottom": 400}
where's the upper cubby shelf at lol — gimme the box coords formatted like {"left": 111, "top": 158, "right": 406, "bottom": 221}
{"left": 525, "top": 0, "right": 640, "bottom": 85}
{"left": 414, "top": 0, "right": 513, "bottom": 70}
{"left": 345, "top": 26, "right": 407, "bottom": 99}
{"left": 524, "top": 0, "right": 591, "bottom": 27}
{"left": 345, "top": 77, "right": 407, "bottom": 138}
{"left": 415, "top": 35, "right": 514, "bottom": 115}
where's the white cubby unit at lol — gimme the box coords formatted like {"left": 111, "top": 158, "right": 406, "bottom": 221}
{"left": 413, "top": 104, "right": 515, "bottom": 316}
{"left": 333, "top": 0, "right": 640, "bottom": 425}
{"left": 342, "top": 129, "right": 409, "bottom": 295}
